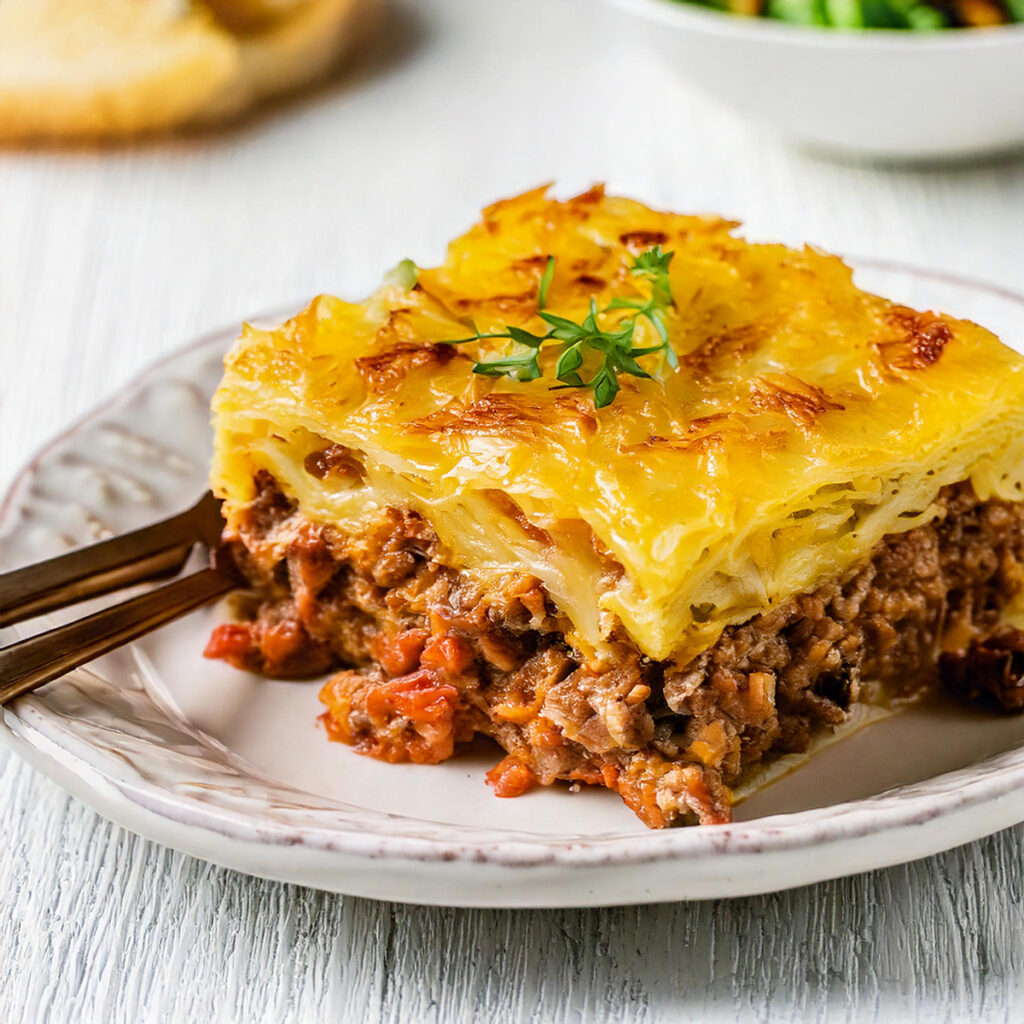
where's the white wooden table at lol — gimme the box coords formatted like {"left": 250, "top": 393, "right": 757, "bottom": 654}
{"left": 3, "top": 1, "right": 1024, "bottom": 1019}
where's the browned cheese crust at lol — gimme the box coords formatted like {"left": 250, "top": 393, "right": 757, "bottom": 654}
{"left": 204, "top": 473, "right": 1024, "bottom": 827}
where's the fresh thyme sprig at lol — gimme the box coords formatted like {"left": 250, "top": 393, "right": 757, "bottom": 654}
{"left": 442, "top": 246, "right": 677, "bottom": 409}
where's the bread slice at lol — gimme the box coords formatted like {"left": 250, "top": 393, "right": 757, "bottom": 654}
{"left": 197, "top": 0, "right": 379, "bottom": 124}
{"left": 0, "top": 0, "right": 377, "bottom": 141}
{"left": 0, "top": 0, "right": 238, "bottom": 140}
{"left": 202, "top": 0, "right": 303, "bottom": 33}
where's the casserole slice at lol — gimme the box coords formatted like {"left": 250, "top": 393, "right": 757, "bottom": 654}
{"left": 208, "top": 186, "right": 1024, "bottom": 826}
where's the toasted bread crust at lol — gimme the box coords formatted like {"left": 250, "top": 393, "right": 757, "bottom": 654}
{"left": 198, "top": 0, "right": 378, "bottom": 123}
{"left": 0, "top": 0, "right": 238, "bottom": 139}
{"left": 0, "top": 0, "right": 376, "bottom": 141}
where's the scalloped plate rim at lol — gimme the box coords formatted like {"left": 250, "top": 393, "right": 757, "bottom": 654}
{"left": 2, "top": 263, "right": 1024, "bottom": 906}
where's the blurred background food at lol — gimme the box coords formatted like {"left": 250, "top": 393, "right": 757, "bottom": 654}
{"left": 668, "top": 0, "right": 1023, "bottom": 27}
{"left": 0, "top": 0, "right": 381, "bottom": 141}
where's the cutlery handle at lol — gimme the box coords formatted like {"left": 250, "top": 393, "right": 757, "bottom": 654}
{"left": 0, "top": 566, "right": 236, "bottom": 705}
{"left": 0, "top": 491, "right": 223, "bottom": 628}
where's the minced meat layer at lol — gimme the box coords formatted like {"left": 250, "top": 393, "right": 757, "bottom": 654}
{"left": 205, "top": 473, "right": 1024, "bottom": 828}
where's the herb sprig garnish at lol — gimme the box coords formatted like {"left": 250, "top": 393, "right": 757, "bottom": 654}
{"left": 442, "top": 246, "right": 677, "bottom": 409}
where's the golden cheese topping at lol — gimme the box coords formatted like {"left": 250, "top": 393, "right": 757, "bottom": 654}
{"left": 211, "top": 185, "right": 1024, "bottom": 665}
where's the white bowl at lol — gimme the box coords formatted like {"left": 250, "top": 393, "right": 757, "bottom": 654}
{"left": 610, "top": 0, "right": 1024, "bottom": 161}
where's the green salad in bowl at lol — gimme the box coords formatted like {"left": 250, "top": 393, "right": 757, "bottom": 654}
{"left": 668, "top": 0, "right": 1022, "bottom": 28}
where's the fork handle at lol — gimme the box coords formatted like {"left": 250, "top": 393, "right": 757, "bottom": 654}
{"left": 0, "top": 491, "right": 223, "bottom": 628}
{"left": 0, "top": 566, "right": 236, "bottom": 706}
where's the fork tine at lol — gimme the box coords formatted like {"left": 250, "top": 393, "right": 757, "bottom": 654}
{"left": 0, "top": 491, "right": 224, "bottom": 628}
{"left": 0, "top": 564, "right": 238, "bottom": 705}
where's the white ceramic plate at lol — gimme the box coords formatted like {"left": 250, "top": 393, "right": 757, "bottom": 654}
{"left": 5, "top": 261, "right": 1024, "bottom": 908}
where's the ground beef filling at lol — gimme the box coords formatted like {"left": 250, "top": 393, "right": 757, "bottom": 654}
{"left": 205, "top": 474, "right": 1024, "bottom": 828}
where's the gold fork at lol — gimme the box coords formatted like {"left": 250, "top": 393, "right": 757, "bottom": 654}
{"left": 0, "top": 492, "right": 237, "bottom": 706}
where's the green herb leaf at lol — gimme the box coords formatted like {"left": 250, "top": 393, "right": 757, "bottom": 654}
{"left": 471, "top": 351, "right": 542, "bottom": 382}
{"left": 506, "top": 326, "right": 548, "bottom": 348}
{"left": 592, "top": 368, "right": 620, "bottom": 409}
{"left": 438, "top": 246, "right": 679, "bottom": 409}
{"left": 539, "top": 311, "right": 588, "bottom": 338}
{"left": 537, "top": 256, "right": 556, "bottom": 310}
{"left": 556, "top": 344, "right": 584, "bottom": 378}
{"left": 383, "top": 258, "right": 420, "bottom": 291}
{"left": 442, "top": 330, "right": 519, "bottom": 345}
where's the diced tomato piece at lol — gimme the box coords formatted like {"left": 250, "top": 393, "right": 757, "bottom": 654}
{"left": 365, "top": 669, "right": 460, "bottom": 726}
{"left": 617, "top": 781, "right": 668, "bottom": 829}
{"left": 485, "top": 756, "right": 536, "bottom": 798}
{"left": 567, "top": 763, "right": 620, "bottom": 790}
{"left": 421, "top": 632, "right": 475, "bottom": 675}
{"left": 260, "top": 620, "right": 308, "bottom": 668}
{"left": 567, "top": 767, "right": 603, "bottom": 787}
{"left": 204, "top": 623, "right": 254, "bottom": 663}
{"left": 288, "top": 525, "right": 337, "bottom": 594}
{"left": 375, "top": 629, "right": 427, "bottom": 677}
{"left": 527, "top": 716, "right": 563, "bottom": 748}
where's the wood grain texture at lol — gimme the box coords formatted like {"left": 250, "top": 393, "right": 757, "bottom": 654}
{"left": 3, "top": 0, "right": 1024, "bottom": 1019}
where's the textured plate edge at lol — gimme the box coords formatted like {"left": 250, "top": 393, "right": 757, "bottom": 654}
{"left": 2, "top": 270, "right": 1024, "bottom": 904}
{"left": 5, "top": 707, "right": 1024, "bottom": 906}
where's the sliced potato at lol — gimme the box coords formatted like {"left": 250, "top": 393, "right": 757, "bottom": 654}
{"left": 0, "top": 0, "right": 239, "bottom": 140}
